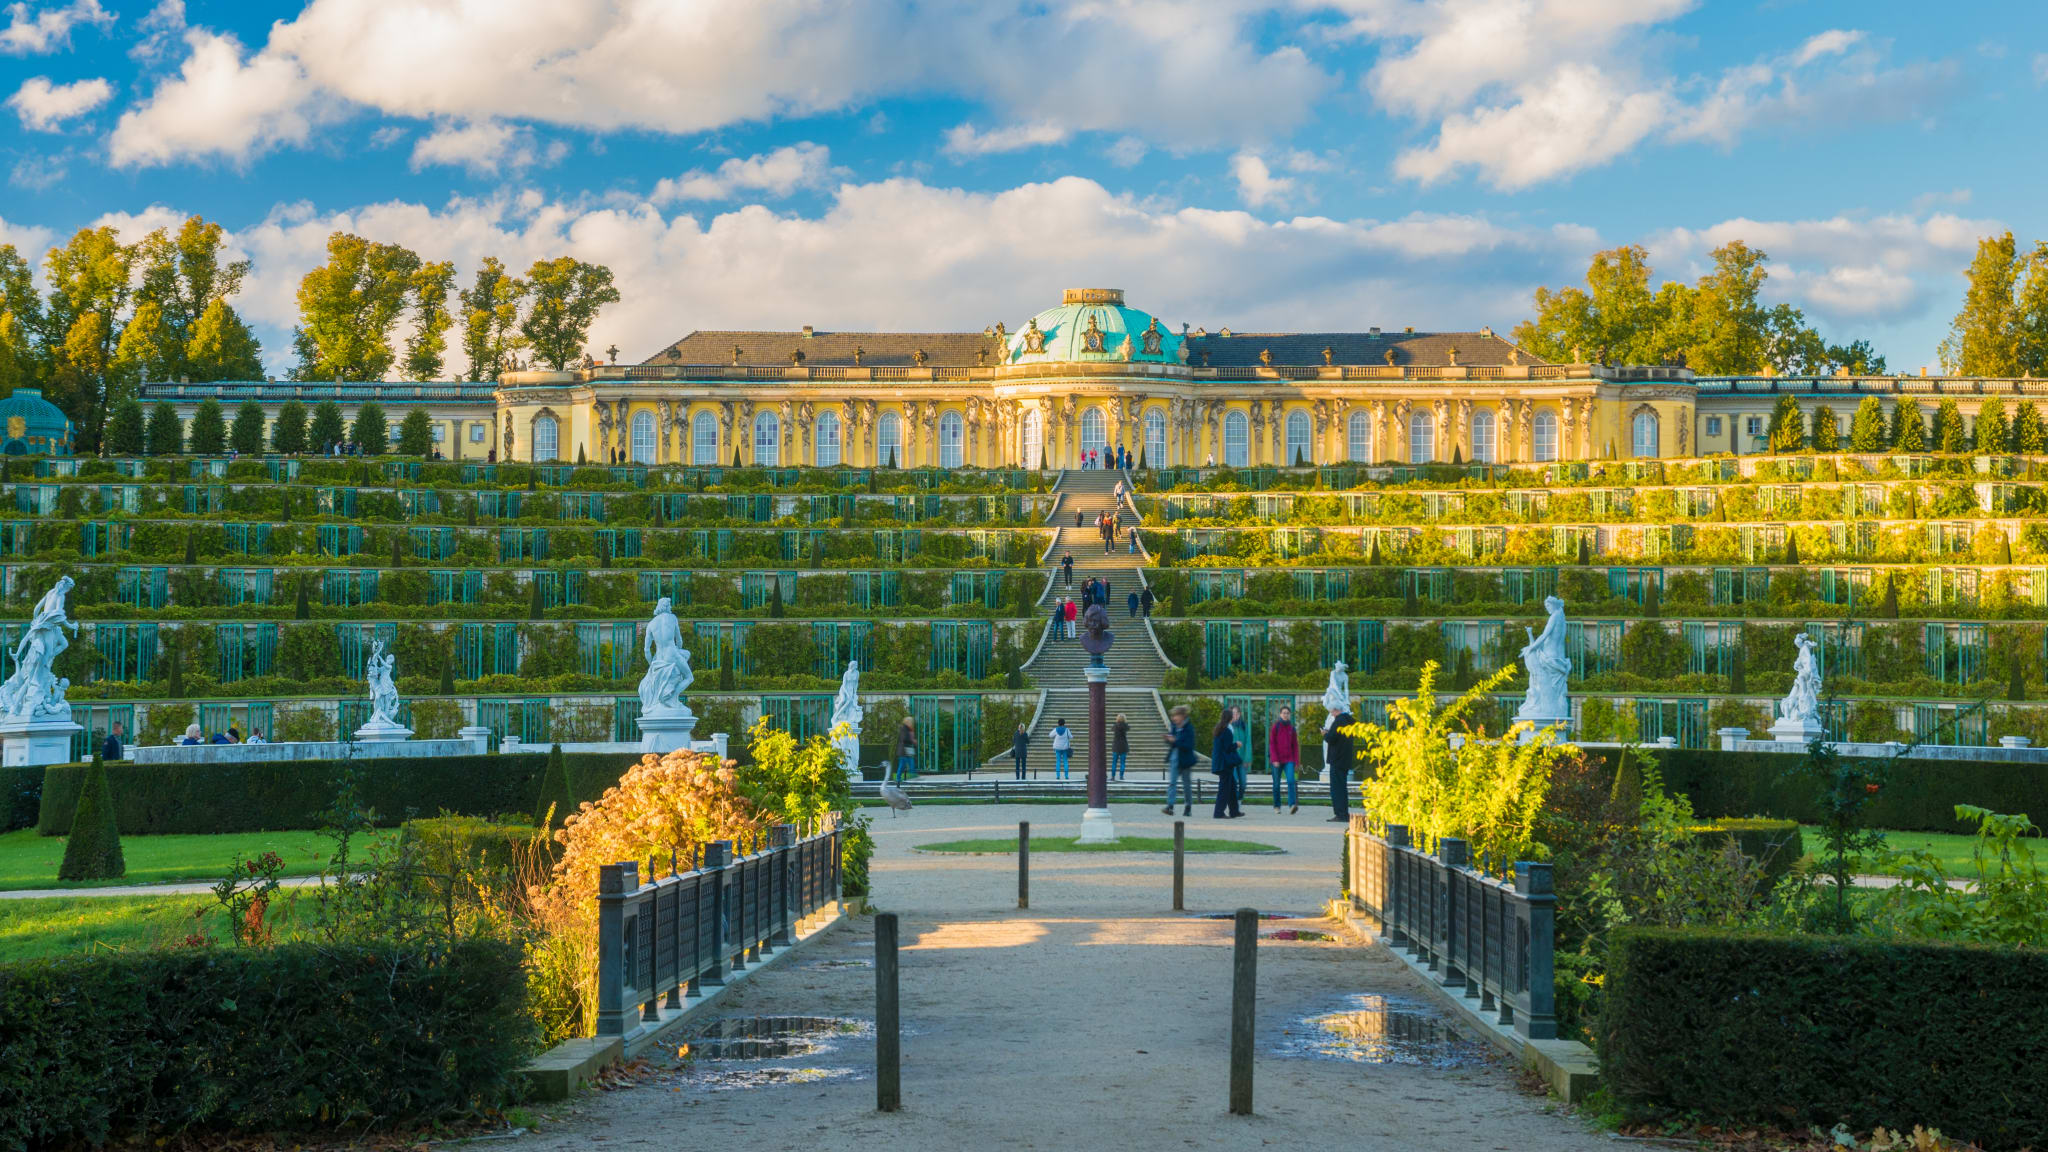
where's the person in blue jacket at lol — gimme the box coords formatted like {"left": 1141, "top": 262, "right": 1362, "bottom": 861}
{"left": 1161, "top": 705, "right": 1195, "bottom": 816}
{"left": 1210, "top": 705, "right": 1245, "bottom": 819}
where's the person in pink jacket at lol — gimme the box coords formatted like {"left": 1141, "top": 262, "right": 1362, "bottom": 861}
{"left": 1062, "top": 597, "right": 1077, "bottom": 639}
{"left": 1268, "top": 704, "right": 1300, "bottom": 813}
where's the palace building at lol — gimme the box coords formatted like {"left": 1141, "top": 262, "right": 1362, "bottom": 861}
{"left": 142, "top": 287, "right": 2045, "bottom": 465}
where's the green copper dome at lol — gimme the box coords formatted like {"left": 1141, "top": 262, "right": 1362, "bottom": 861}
{"left": 1007, "top": 289, "right": 1186, "bottom": 366}
{"left": 0, "top": 388, "right": 73, "bottom": 455}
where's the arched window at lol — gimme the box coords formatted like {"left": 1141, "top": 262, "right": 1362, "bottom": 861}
{"left": 1532, "top": 410, "right": 1559, "bottom": 462}
{"left": 1143, "top": 407, "right": 1166, "bottom": 467}
{"left": 1631, "top": 411, "right": 1659, "bottom": 458}
{"left": 1408, "top": 410, "right": 1434, "bottom": 464}
{"left": 1347, "top": 410, "right": 1372, "bottom": 462}
{"left": 878, "top": 410, "right": 903, "bottom": 467}
{"left": 630, "top": 409, "right": 656, "bottom": 464}
{"left": 815, "top": 409, "right": 841, "bottom": 467}
{"left": 531, "top": 414, "right": 559, "bottom": 462}
{"left": 937, "top": 410, "right": 964, "bottom": 468}
{"left": 1020, "top": 409, "right": 1043, "bottom": 469}
{"left": 692, "top": 410, "right": 718, "bottom": 464}
{"left": 1079, "top": 406, "right": 1108, "bottom": 458}
{"left": 1285, "top": 409, "right": 1312, "bottom": 466}
{"left": 753, "top": 410, "right": 780, "bottom": 467}
{"left": 1470, "top": 408, "right": 1496, "bottom": 464}
{"left": 1223, "top": 410, "right": 1249, "bottom": 467}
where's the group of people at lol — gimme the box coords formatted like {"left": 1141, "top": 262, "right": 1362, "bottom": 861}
{"left": 1124, "top": 586, "right": 1155, "bottom": 618}
{"left": 179, "top": 722, "right": 265, "bottom": 746}
{"left": 1078, "top": 445, "right": 1135, "bottom": 470}
{"left": 1161, "top": 703, "right": 1355, "bottom": 820}
{"left": 1008, "top": 714, "right": 1134, "bottom": 781}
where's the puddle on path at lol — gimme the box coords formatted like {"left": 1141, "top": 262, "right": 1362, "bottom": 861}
{"left": 1276, "top": 995, "right": 1492, "bottom": 1069}
{"left": 1261, "top": 929, "right": 1335, "bottom": 942}
{"left": 805, "top": 958, "right": 873, "bottom": 971}
{"left": 663, "top": 1016, "right": 874, "bottom": 1092}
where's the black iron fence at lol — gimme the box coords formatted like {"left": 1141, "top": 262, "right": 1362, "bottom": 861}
{"left": 1344, "top": 816, "right": 1556, "bottom": 1039}
{"left": 594, "top": 819, "right": 843, "bottom": 1040}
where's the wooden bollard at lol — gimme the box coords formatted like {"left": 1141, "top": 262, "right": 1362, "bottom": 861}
{"left": 1172, "top": 820, "right": 1186, "bottom": 911}
{"left": 876, "top": 912, "right": 901, "bottom": 1112}
{"left": 1229, "top": 907, "right": 1257, "bottom": 1116}
{"left": 1018, "top": 821, "right": 1030, "bottom": 910}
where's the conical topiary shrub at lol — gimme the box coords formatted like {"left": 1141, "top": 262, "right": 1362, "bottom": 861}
{"left": 534, "top": 742, "right": 574, "bottom": 828}
{"left": 59, "top": 754, "right": 125, "bottom": 880}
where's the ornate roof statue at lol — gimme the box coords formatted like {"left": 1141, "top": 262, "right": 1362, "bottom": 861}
{"left": 1022, "top": 318, "right": 1046, "bottom": 354}
{"left": 1082, "top": 314, "right": 1105, "bottom": 353}
{"left": 1142, "top": 317, "right": 1163, "bottom": 355}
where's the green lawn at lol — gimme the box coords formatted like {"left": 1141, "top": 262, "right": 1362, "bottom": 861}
{"left": 1802, "top": 826, "right": 2031, "bottom": 876}
{"left": 0, "top": 828, "right": 392, "bottom": 892}
{"left": 0, "top": 894, "right": 223, "bottom": 962}
{"left": 915, "top": 836, "right": 1282, "bottom": 854}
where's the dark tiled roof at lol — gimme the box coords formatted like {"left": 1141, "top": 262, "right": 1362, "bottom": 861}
{"left": 1181, "top": 331, "right": 1543, "bottom": 369}
{"left": 648, "top": 330, "right": 1007, "bottom": 368}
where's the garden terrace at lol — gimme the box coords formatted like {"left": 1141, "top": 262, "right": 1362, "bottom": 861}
{"left": 1135, "top": 452, "right": 2034, "bottom": 493}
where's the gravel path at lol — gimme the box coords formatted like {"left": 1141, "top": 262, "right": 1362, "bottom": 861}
{"left": 519, "top": 802, "right": 1614, "bottom": 1151}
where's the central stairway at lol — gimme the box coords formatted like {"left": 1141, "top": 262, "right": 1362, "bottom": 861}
{"left": 986, "top": 468, "right": 1189, "bottom": 774}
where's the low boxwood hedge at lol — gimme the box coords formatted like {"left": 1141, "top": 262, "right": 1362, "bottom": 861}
{"left": 0, "top": 941, "right": 534, "bottom": 1145}
{"left": 1588, "top": 747, "right": 2048, "bottom": 833}
{"left": 0, "top": 765, "right": 41, "bottom": 833}
{"left": 1601, "top": 928, "right": 2048, "bottom": 1149}
{"left": 36, "top": 752, "right": 640, "bottom": 836}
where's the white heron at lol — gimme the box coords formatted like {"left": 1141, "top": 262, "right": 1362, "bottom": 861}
{"left": 879, "top": 779, "right": 913, "bottom": 817}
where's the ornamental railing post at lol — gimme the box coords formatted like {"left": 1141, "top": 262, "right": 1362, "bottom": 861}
{"left": 770, "top": 824, "right": 796, "bottom": 947}
{"left": 700, "top": 841, "right": 731, "bottom": 988}
{"left": 1514, "top": 861, "right": 1558, "bottom": 1040}
{"left": 595, "top": 861, "right": 639, "bottom": 1037}
{"left": 1437, "top": 837, "right": 1467, "bottom": 985}
{"left": 1384, "top": 824, "right": 1411, "bottom": 948}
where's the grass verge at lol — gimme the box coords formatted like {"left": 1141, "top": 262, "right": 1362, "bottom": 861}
{"left": 0, "top": 894, "right": 222, "bottom": 962}
{"left": 0, "top": 828, "right": 391, "bottom": 892}
{"left": 914, "top": 836, "right": 1282, "bottom": 854}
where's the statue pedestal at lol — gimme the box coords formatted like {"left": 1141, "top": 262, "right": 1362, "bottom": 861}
{"left": 835, "top": 735, "right": 862, "bottom": 780}
{"left": 1514, "top": 712, "right": 1570, "bottom": 744}
{"left": 1769, "top": 716, "right": 1825, "bottom": 745}
{"left": 353, "top": 718, "right": 415, "bottom": 743}
{"left": 458, "top": 725, "right": 492, "bottom": 754}
{"left": 1078, "top": 663, "right": 1117, "bottom": 843}
{"left": 0, "top": 716, "right": 82, "bottom": 767}
{"left": 638, "top": 710, "right": 698, "bottom": 755}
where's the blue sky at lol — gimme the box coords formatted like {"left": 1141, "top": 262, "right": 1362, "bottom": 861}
{"left": 1, "top": 0, "right": 2044, "bottom": 376}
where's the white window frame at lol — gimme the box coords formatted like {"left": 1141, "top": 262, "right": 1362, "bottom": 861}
{"left": 693, "top": 410, "right": 718, "bottom": 464}
{"left": 753, "top": 410, "right": 780, "bottom": 467}
{"left": 879, "top": 410, "right": 903, "bottom": 467}
{"left": 1020, "top": 410, "right": 1042, "bottom": 469}
{"left": 1532, "top": 410, "right": 1558, "bottom": 462}
{"left": 1347, "top": 410, "right": 1371, "bottom": 462}
{"left": 1223, "top": 410, "right": 1249, "bottom": 467}
{"left": 532, "top": 415, "right": 559, "bottom": 462}
{"left": 1470, "top": 409, "right": 1495, "bottom": 464}
{"left": 1284, "top": 409, "right": 1312, "bottom": 466}
{"left": 1079, "top": 407, "right": 1108, "bottom": 457}
{"left": 1408, "top": 410, "right": 1434, "bottom": 464}
{"left": 1632, "top": 412, "right": 1659, "bottom": 458}
{"left": 937, "top": 410, "right": 964, "bottom": 468}
{"left": 815, "top": 409, "right": 841, "bottom": 467}
{"left": 630, "top": 409, "right": 656, "bottom": 464}
{"left": 1143, "top": 407, "right": 1166, "bottom": 466}
{"left": 469, "top": 422, "right": 486, "bottom": 443}
{"left": 1705, "top": 415, "right": 1723, "bottom": 438}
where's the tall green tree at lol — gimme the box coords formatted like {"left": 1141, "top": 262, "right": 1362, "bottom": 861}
{"left": 309, "top": 400, "right": 346, "bottom": 450}
{"left": 397, "top": 408, "right": 435, "bottom": 456}
{"left": 133, "top": 216, "right": 256, "bottom": 383}
{"left": 0, "top": 243, "right": 46, "bottom": 393}
{"left": 1849, "top": 396, "right": 1889, "bottom": 451}
{"left": 105, "top": 399, "right": 146, "bottom": 455}
{"left": 1510, "top": 245, "right": 1674, "bottom": 366}
{"left": 352, "top": 401, "right": 389, "bottom": 454}
{"left": 145, "top": 401, "right": 182, "bottom": 455}
{"left": 2014, "top": 402, "right": 2048, "bottom": 453}
{"left": 1891, "top": 397, "right": 1928, "bottom": 450}
{"left": 1932, "top": 399, "right": 1970, "bottom": 453}
{"left": 186, "top": 298, "right": 264, "bottom": 380}
{"left": 1810, "top": 404, "right": 1840, "bottom": 451}
{"left": 1685, "top": 241, "right": 1773, "bottom": 374}
{"left": 291, "top": 232, "right": 421, "bottom": 381}
{"left": 188, "top": 398, "right": 227, "bottom": 454}
{"left": 2017, "top": 243, "right": 2048, "bottom": 376}
{"left": 1825, "top": 339, "right": 1888, "bottom": 376}
{"left": 1973, "top": 397, "right": 2010, "bottom": 452}
{"left": 110, "top": 300, "right": 177, "bottom": 392}
{"left": 1765, "top": 394, "right": 1807, "bottom": 452}
{"left": 230, "top": 399, "right": 267, "bottom": 454}
{"left": 1939, "top": 232, "right": 2024, "bottom": 376}
{"left": 402, "top": 261, "right": 456, "bottom": 380}
{"left": 520, "top": 257, "right": 620, "bottom": 370}
{"left": 459, "top": 257, "right": 526, "bottom": 381}
{"left": 271, "top": 399, "right": 309, "bottom": 454}
{"left": 42, "top": 226, "right": 135, "bottom": 448}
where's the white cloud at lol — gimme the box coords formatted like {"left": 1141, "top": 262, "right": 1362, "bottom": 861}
{"left": 109, "top": 0, "right": 1332, "bottom": 169}
{"left": 1794, "top": 28, "right": 1863, "bottom": 67}
{"left": 942, "top": 121, "right": 1069, "bottom": 157}
{"left": 0, "top": 0, "right": 112, "bottom": 55}
{"left": 8, "top": 152, "right": 65, "bottom": 190}
{"left": 0, "top": 213, "right": 56, "bottom": 255}
{"left": 652, "top": 143, "right": 838, "bottom": 202}
{"left": 1105, "top": 136, "right": 1148, "bottom": 167}
{"left": 128, "top": 0, "right": 184, "bottom": 62}
{"left": 1230, "top": 152, "right": 1294, "bottom": 207}
{"left": 1395, "top": 64, "right": 1671, "bottom": 189}
{"left": 6, "top": 74, "right": 110, "bottom": 129}
{"left": 409, "top": 119, "right": 561, "bottom": 175}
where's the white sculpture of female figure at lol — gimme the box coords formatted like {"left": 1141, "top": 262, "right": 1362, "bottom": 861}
{"left": 638, "top": 597, "right": 695, "bottom": 718}
{"left": 1514, "top": 595, "right": 1572, "bottom": 727}
{"left": 1781, "top": 633, "right": 1822, "bottom": 726}
{"left": 1, "top": 577, "right": 77, "bottom": 720}
{"left": 1321, "top": 660, "right": 1352, "bottom": 730}
{"left": 830, "top": 660, "right": 864, "bottom": 776}
{"left": 365, "top": 640, "right": 401, "bottom": 728}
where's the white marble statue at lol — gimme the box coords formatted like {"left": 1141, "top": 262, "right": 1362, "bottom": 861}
{"left": 1514, "top": 595, "right": 1572, "bottom": 727}
{"left": 364, "top": 640, "right": 401, "bottom": 729}
{"left": 1320, "top": 660, "right": 1352, "bottom": 730}
{"left": 1, "top": 577, "right": 77, "bottom": 721}
{"left": 638, "top": 597, "right": 695, "bottom": 719}
{"left": 1780, "top": 633, "right": 1822, "bottom": 727}
{"left": 831, "top": 660, "right": 864, "bottom": 776}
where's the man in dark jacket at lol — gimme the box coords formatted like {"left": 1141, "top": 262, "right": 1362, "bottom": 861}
{"left": 1011, "top": 722, "right": 1030, "bottom": 780}
{"left": 1139, "top": 586, "right": 1154, "bottom": 616}
{"left": 1161, "top": 705, "right": 1195, "bottom": 816}
{"left": 100, "top": 721, "right": 124, "bottom": 761}
{"left": 1126, "top": 589, "right": 1141, "bottom": 618}
{"left": 1324, "top": 712, "right": 1356, "bottom": 821}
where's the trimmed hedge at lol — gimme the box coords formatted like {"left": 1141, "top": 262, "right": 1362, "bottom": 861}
{"left": 1601, "top": 929, "right": 2048, "bottom": 1149}
{"left": 1690, "top": 818, "right": 1803, "bottom": 892}
{"left": 0, "top": 941, "right": 535, "bottom": 1145}
{"left": 36, "top": 752, "right": 640, "bottom": 836}
{"left": 57, "top": 756, "right": 124, "bottom": 881}
{"left": 0, "top": 765, "right": 40, "bottom": 833}
{"left": 400, "top": 815, "right": 549, "bottom": 872}
{"left": 1592, "top": 747, "right": 2048, "bottom": 833}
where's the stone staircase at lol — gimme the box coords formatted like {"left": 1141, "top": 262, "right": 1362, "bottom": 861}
{"left": 988, "top": 468, "right": 1188, "bottom": 773}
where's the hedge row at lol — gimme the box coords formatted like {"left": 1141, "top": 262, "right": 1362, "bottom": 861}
{"left": 1601, "top": 929, "right": 2048, "bottom": 1149}
{"left": 1629, "top": 748, "right": 2048, "bottom": 833}
{"left": 35, "top": 752, "right": 640, "bottom": 836}
{"left": 0, "top": 941, "right": 534, "bottom": 1146}
{"left": 1, "top": 765, "right": 41, "bottom": 833}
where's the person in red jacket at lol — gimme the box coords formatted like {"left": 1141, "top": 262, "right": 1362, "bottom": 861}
{"left": 1268, "top": 704, "right": 1300, "bottom": 813}
{"left": 1062, "top": 597, "right": 1077, "bottom": 639}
